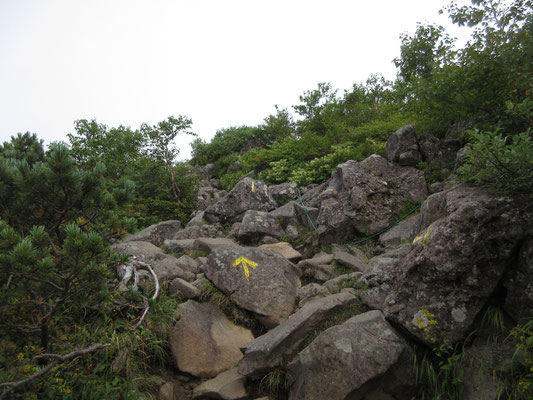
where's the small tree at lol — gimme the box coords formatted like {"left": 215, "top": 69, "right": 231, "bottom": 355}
{"left": 0, "top": 139, "right": 134, "bottom": 354}
{"left": 140, "top": 115, "right": 196, "bottom": 201}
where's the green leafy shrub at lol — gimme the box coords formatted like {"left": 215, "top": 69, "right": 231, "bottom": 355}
{"left": 456, "top": 127, "right": 533, "bottom": 195}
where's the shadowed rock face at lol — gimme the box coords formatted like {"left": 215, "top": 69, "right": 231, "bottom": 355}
{"left": 169, "top": 300, "right": 253, "bottom": 378}
{"left": 504, "top": 236, "right": 533, "bottom": 323}
{"left": 288, "top": 310, "right": 414, "bottom": 400}
{"left": 205, "top": 246, "right": 300, "bottom": 328}
{"left": 384, "top": 185, "right": 523, "bottom": 345}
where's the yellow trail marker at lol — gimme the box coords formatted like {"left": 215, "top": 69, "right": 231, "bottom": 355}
{"left": 251, "top": 180, "right": 255, "bottom": 193}
{"left": 232, "top": 256, "right": 258, "bottom": 281}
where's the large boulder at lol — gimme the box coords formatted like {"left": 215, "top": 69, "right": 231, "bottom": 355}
{"left": 288, "top": 310, "right": 415, "bottom": 400}
{"left": 385, "top": 124, "right": 421, "bottom": 166}
{"left": 169, "top": 300, "right": 254, "bottom": 378}
{"left": 204, "top": 178, "right": 277, "bottom": 223}
{"left": 384, "top": 185, "right": 523, "bottom": 345}
{"left": 195, "top": 184, "right": 227, "bottom": 212}
{"left": 205, "top": 246, "right": 300, "bottom": 327}
{"left": 270, "top": 182, "right": 298, "bottom": 205}
{"left": 238, "top": 293, "right": 357, "bottom": 378}
{"left": 113, "top": 241, "right": 195, "bottom": 282}
{"left": 236, "top": 210, "right": 285, "bottom": 243}
{"left": 269, "top": 201, "right": 300, "bottom": 229}
{"left": 315, "top": 156, "right": 427, "bottom": 243}
{"left": 503, "top": 236, "right": 533, "bottom": 323}
{"left": 125, "top": 220, "right": 182, "bottom": 246}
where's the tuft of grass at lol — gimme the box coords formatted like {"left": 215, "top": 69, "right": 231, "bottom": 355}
{"left": 481, "top": 305, "right": 505, "bottom": 332}
{"left": 259, "top": 366, "right": 294, "bottom": 397}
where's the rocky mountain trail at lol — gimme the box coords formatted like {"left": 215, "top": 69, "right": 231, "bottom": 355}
{"left": 111, "top": 124, "right": 531, "bottom": 400}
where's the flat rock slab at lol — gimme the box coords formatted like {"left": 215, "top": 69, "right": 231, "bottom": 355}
{"left": 195, "top": 237, "right": 240, "bottom": 252}
{"left": 169, "top": 300, "right": 253, "bottom": 378}
{"left": 297, "top": 283, "right": 331, "bottom": 307}
{"left": 125, "top": 220, "right": 181, "bottom": 246}
{"left": 323, "top": 272, "right": 363, "bottom": 293}
{"left": 206, "top": 246, "right": 300, "bottom": 327}
{"left": 169, "top": 278, "right": 201, "bottom": 299}
{"left": 288, "top": 310, "right": 412, "bottom": 400}
{"left": 238, "top": 293, "right": 357, "bottom": 378}
{"left": 163, "top": 239, "right": 196, "bottom": 254}
{"left": 192, "top": 368, "right": 248, "bottom": 400}
{"left": 259, "top": 242, "right": 302, "bottom": 262}
{"left": 333, "top": 247, "right": 368, "bottom": 273}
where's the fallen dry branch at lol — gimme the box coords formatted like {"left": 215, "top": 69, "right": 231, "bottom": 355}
{"left": 132, "top": 260, "right": 159, "bottom": 329}
{"left": 0, "top": 343, "right": 109, "bottom": 400}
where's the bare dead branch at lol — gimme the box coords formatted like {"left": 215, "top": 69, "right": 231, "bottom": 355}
{"left": 132, "top": 261, "right": 159, "bottom": 329}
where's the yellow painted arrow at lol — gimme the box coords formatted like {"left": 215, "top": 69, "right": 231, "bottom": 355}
{"left": 232, "top": 256, "right": 259, "bottom": 281}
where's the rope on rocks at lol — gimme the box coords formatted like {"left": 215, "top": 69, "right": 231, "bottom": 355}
{"left": 297, "top": 187, "right": 320, "bottom": 235}
{"left": 296, "top": 187, "right": 422, "bottom": 247}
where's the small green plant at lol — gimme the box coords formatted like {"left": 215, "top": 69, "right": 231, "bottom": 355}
{"left": 414, "top": 341, "right": 466, "bottom": 400}
{"left": 495, "top": 319, "right": 533, "bottom": 399}
{"left": 335, "top": 276, "right": 360, "bottom": 293}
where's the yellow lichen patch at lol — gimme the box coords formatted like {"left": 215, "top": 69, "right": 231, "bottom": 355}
{"left": 412, "top": 224, "right": 434, "bottom": 247}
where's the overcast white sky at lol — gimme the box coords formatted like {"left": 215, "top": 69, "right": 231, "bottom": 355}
{"left": 0, "top": 0, "right": 470, "bottom": 159}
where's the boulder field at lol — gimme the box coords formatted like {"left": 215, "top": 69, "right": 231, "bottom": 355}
{"left": 114, "top": 125, "right": 531, "bottom": 400}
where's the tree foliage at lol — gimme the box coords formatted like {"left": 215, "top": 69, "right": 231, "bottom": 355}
{"left": 68, "top": 116, "right": 198, "bottom": 227}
